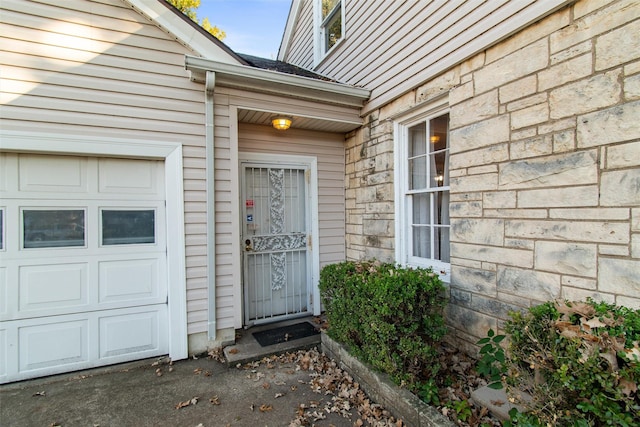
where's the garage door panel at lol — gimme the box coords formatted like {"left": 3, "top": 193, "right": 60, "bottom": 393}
{"left": 99, "top": 308, "right": 166, "bottom": 359}
{"left": 19, "top": 319, "right": 89, "bottom": 371}
{"left": 98, "top": 158, "right": 162, "bottom": 196}
{"left": 0, "top": 267, "right": 7, "bottom": 316}
{"left": 0, "top": 153, "right": 8, "bottom": 192}
{"left": 99, "top": 258, "right": 164, "bottom": 303}
{"left": 0, "top": 327, "right": 7, "bottom": 378}
{"left": 19, "top": 263, "right": 88, "bottom": 312}
{"left": 19, "top": 155, "right": 88, "bottom": 193}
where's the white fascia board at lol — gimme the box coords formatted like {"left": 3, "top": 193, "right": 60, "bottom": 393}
{"left": 278, "top": 0, "right": 303, "bottom": 61}
{"left": 185, "top": 55, "right": 370, "bottom": 108}
{"left": 124, "top": 0, "right": 242, "bottom": 65}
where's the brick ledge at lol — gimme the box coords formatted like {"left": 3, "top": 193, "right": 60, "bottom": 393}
{"left": 321, "top": 332, "right": 454, "bottom": 427}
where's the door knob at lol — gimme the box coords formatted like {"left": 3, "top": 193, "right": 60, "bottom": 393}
{"left": 245, "top": 239, "right": 253, "bottom": 251}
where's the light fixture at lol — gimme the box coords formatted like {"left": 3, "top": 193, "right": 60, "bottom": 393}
{"left": 430, "top": 134, "right": 440, "bottom": 144}
{"left": 271, "top": 115, "right": 292, "bottom": 131}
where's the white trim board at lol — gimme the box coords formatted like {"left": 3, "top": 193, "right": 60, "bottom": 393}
{"left": 0, "top": 130, "right": 188, "bottom": 361}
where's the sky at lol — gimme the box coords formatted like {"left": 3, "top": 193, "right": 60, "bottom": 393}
{"left": 196, "top": 0, "right": 293, "bottom": 59}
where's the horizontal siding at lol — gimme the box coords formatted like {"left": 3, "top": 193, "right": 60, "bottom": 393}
{"left": 283, "top": 0, "right": 570, "bottom": 114}
{"left": 286, "top": 0, "right": 315, "bottom": 70}
{"left": 0, "top": 0, "right": 210, "bottom": 337}
{"left": 238, "top": 123, "right": 346, "bottom": 268}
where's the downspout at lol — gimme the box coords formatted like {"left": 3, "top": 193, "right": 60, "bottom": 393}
{"left": 205, "top": 71, "right": 217, "bottom": 341}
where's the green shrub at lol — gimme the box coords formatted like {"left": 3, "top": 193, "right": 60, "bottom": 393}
{"left": 319, "top": 260, "right": 447, "bottom": 389}
{"left": 479, "top": 299, "right": 640, "bottom": 426}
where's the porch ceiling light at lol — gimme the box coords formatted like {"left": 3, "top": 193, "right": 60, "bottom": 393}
{"left": 272, "top": 115, "right": 293, "bottom": 130}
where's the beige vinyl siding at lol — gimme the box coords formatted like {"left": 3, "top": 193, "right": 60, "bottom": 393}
{"left": 238, "top": 123, "right": 347, "bottom": 267}
{"left": 285, "top": 0, "right": 315, "bottom": 70}
{"left": 284, "top": 0, "right": 570, "bottom": 115}
{"left": 1, "top": 0, "right": 209, "bottom": 335}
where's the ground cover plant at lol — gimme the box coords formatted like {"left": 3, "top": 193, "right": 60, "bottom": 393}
{"left": 479, "top": 299, "right": 640, "bottom": 426}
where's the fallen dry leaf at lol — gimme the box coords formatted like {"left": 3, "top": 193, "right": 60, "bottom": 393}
{"left": 581, "top": 316, "right": 608, "bottom": 329}
{"left": 228, "top": 348, "right": 239, "bottom": 354}
{"left": 262, "top": 382, "right": 270, "bottom": 389}
{"left": 175, "top": 397, "right": 198, "bottom": 409}
{"left": 210, "top": 395, "right": 220, "bottom": 405}
{"left": 259, "top": 404, "right": 273, "bottom": 412}
{"left": 274, "top": 392, "right": 285, "bottom": 398}
{"left": 32, "top": 391, "right": 46, "bottom": 397}
{"left": 619, "top": 378, "right": 638, "bottom": 396}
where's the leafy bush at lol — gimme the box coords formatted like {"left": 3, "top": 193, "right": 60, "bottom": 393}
{"left": 319, "top": 260, "right": 447, "bottom": 389}
{"left": 478, "top": 299, "right": 640, "bottom": 426}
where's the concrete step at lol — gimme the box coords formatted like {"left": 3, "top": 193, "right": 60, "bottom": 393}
{"left": 223, "top": 318, "right": 321, "bottom": 366}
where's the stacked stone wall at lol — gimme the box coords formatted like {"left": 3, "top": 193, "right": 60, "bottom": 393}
{"left": 344, "top": 0, "right": 640, "bottom": 353}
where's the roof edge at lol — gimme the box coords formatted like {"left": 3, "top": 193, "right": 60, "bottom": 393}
{"left": 185, "top": 55, "right": 370, "bottom": 108}
{"left": 123, "top": 0, "right": 246, "bottom": 65}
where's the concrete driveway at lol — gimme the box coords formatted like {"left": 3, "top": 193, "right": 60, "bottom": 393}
{"left": 0, "top": 348, "right": 361, "bottom": 427}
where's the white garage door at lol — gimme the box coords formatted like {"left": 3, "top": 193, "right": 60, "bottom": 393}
{"left": 0, "top": 154, "right": 169, "bottom": 383}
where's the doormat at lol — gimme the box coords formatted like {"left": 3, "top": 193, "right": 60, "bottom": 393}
{"left": 252, "top": 322, "right": 319, "bottom": 347}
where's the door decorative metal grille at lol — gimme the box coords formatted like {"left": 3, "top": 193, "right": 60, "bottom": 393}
{"left": 242, "top": 165, "right": 310, "bottom": 324}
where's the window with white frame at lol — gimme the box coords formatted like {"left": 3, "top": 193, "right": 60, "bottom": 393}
{"left": 396, "top": 108, "right": 450, "bottom": 278}
{"left": 315, "top": 0, "right": 343, "bottom": 60}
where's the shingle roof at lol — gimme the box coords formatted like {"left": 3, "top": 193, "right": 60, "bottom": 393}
{"left": 237, "top": 53, "right": 337, "bottom": 82}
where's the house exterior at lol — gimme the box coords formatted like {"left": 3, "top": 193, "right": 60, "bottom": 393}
{"left": 279, "top": 0, "right": 640, "bottom": 354}
{"left": 1, "top": 0, "right": 638, "bottom": 384}
{"left": 0, "top": 0, "right": 368, "bottom": 383}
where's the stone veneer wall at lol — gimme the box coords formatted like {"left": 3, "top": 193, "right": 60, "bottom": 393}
{"left": 344, "top": 0, "right": 640, "bottom": 353}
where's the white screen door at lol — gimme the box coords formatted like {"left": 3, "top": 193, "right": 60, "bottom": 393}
{"left": 241, "top": 163, "right": 311, "bottom": 325}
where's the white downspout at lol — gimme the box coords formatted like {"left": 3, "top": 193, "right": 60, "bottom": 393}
{"left": 206, "top": 71, "right": 217, "bottom": 341}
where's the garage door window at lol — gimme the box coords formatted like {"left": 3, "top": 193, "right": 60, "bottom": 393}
{"left": 23, "top": 209, "right": 86, "bottom": 248}
{"left": 101, "top": 209, "right": 155, "bottom": 246}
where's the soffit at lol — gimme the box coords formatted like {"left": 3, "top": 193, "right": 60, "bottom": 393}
{"left": 237, "top": 108, "right": 361, "bottom": 133}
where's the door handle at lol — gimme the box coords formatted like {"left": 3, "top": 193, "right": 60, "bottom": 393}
{"left": 245, "top": 239, "right": 253, "bottom": 252}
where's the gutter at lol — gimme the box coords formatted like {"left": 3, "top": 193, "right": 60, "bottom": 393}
{"left": 185, "top": 55, "right": 370, "bottom": 108}
{"left": 205, "top": 71, "right": 217, "bottom": 341}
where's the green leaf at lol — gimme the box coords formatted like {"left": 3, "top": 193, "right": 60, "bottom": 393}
{"left": 487, "top": 328, "right": 495, "bottom": 337}
{"left": 493, "top": 334, "right": 506, "bottom": 344}
{"left": 488, "top": 381, "right": 503, "bottom": 390}
{"left": 480, "top": 343, "right": 494, "bottom": 353}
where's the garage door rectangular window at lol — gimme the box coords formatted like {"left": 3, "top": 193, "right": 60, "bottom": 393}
{"left": 101, "top": 209, "right": 155, "bottom": 245}
{"left": 23, "top": 209, "right": 85, "bottom": 248}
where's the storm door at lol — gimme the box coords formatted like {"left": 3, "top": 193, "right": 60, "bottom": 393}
{"left": 241, "top": 163, "right": 311, "bottom": 325}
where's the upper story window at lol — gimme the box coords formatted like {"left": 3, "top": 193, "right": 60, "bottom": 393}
{"left": 395, "top": 104, "right": 450, "bottom": 281}
{"left": 315, "top": 0, "right": 344, "bottom": 62}
{"left": 322, "top": 0, "right": 342, "bottom": 52}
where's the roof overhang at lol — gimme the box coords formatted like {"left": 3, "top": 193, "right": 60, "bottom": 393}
{"left": 123, "top": 0, "right": 244, "bottom": 64}
{"left": 185, "top": 55, "right": 370, "bottom": 109}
